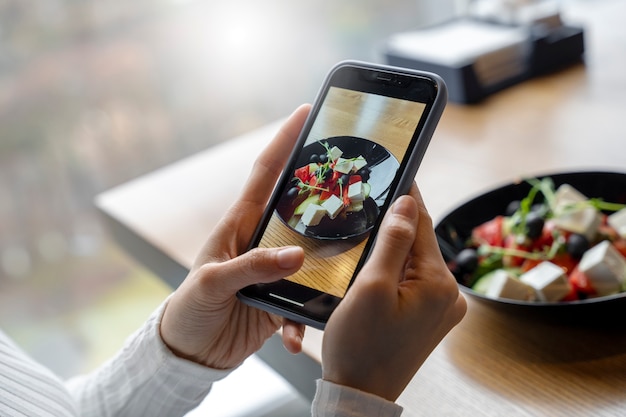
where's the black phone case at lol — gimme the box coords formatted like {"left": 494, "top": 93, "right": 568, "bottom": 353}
{"left": 237, "top": 60, "right": 447, "bottom": 329}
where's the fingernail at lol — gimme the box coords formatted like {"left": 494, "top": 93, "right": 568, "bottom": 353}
{"left": 392, "top": 196, "right": 417, "bottom": 219}
{"left": 277, "top": 246, "right": 303, "bottom": 269}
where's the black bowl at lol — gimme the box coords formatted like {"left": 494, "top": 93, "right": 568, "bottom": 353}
{"left": 435, "top": 170, "right": 626, "bottom": 325}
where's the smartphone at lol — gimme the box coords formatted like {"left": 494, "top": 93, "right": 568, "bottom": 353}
{"left": 237, "top": 61, "right": 447, "bottom": 329}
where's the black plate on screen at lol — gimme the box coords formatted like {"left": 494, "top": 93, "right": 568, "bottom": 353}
{"left": 276, "top": 136, "right": 399, "bottom": 240}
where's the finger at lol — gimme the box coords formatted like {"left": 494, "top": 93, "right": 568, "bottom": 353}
{"left": 452, "top": 291, "right": 468, "bottom": 325}
{"left": 197, "top": 246, "right": 304, "bottom": 295}
{"left": 281, "top": 319, "right": 306, "bottom": 354}
{"left": 238, "top": 104, "right": 311, "bottom": 208}
{"left": 359, "top": 195, "right": 419, "bottom": 285}
{"left": 408, "top": 183, "right": 450, "bottom": 264}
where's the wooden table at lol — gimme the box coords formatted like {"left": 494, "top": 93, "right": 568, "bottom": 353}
{"left": 96, "top": 2, "right": 626, "bottom": 415}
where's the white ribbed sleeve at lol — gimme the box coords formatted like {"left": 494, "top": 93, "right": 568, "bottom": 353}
{"left": 1, "top": 299, "right": 232, "bottom": 417}
{"left": 0, "top": 330, "right": 77, "bottom": 417}
{"left": 312, "top": 379, "right": 403, "bottom": 417}
{"left": 64, "top": 299, "right": 232, "bottom": 417}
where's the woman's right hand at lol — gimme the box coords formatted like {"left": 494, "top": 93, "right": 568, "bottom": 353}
{"left": 320, "top": 184, "right": 467, "bottom": 401}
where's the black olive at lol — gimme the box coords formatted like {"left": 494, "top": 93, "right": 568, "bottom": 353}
{"left": 505, "top": 200, "right": 521, "bottom": 216}
{"left": 309, "top": 154, "right": 320, "bottom": 164}
{"left": 455, "top": 248, "right": 479, "bottom": 274}
{"left": 567, "top": 233, "right": 590, "bottom": 259}
{"left": 319, "top": 154, "right": 328, "bottom": 164}
{"left": 525, "top": 211, "right": 545, "bottom": 239}
{"left": 358, "top": 167, "right": 370, "bottom": 182}
{"left": 340, "top": 174, "right": 350, "bottom": 185}
{"left": 286, "top": 187, "right": 300, "bottom": 199}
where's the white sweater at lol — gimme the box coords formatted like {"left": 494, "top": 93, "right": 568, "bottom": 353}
{"left": 0, "top": 301, "right": 402, "bottom": 417}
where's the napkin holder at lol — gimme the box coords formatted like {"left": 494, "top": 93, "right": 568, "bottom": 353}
{"left": 383, "top": 19, "right": 584, "bottom": 104}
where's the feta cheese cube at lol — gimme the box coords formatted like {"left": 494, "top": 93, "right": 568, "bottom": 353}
{"left": 486, "top": 269, "right": 537, "bottom": 301}
{"left": 578, "top": 240, "right": 626, "bottom": 296}
{"left": 301, "top": 204, "right": 326, "bottom": 227}
{"left": 334, "top": 158, "right": 353, "bottom": 174}
{"left": 554, "top": 183, "right": 587, "bottom": 207}
{"left": 520, "top": 261, "right": 571, "bottom": 302}
{"left": 321, "top": 194, "right": 343, "bottom": 219}
{"left": 353, "top": 155, "right": 367, "bottom": 171}
{"left": 552, "top": 184, "right": 601, "bottom": 240}
{"left": 608, "top": 208, "right": 626, "bottom": 239}
{"left": 329, "top": 146, "right": 343, "bottom": 162}
{"left": 348, "top": 181, "right": 365, "bottom": 202}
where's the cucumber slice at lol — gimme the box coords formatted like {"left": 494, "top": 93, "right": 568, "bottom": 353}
{"left": 472, "top": 270, "right": 498, "bottom": 295}
{"left": 472, "top": 268, "right": 520, "bottom": 294}
{"left": 294, "top": 194, "right": 320, "bottom": 215}
{"left": 363, "top": 182, "right": 371, "bottom": 199}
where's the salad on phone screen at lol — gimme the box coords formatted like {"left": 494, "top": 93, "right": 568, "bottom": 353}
{"left": 275, "top": 136, "right": 398, "bottom": 240}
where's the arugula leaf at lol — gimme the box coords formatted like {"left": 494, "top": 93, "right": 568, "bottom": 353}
{"left": 587, "top": 198, "right": 626, "bottom": 212}
{"left": 510, "top": 178, "right": 555, "bottom": 236}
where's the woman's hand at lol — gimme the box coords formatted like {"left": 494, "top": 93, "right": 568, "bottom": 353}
{"left": 320, "top": 184, "right": 467, "bottom": 401}
{"left": 159, "top": 104, "right": 310, "bottom": 370}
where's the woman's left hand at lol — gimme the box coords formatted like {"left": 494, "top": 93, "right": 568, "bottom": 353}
{"left": 159, "top": 105, "right": 310, "bottom": 369}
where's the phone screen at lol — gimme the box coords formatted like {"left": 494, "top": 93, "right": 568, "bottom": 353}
{"left": 239, "top": 63, "right": 442, "bottom": 327}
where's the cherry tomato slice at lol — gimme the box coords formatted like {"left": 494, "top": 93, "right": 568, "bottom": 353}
{"left": 472, "top": 216, "right": 505, "bottom": 247}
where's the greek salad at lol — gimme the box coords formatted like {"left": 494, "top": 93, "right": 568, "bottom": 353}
{"left": 285, "top": 141, "right": 372, "bottom": 229}
{"left": 450, "top": 178, "right": 626, "bottom": 302}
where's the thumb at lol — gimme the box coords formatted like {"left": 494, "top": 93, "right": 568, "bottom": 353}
{"left": 360, "top": 195, "right": 418, "bottom": 284}
{"left": 199, "top": 246, "right": 304, "bottom": 295}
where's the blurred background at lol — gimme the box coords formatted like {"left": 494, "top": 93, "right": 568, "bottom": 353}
{"left": 0, "top": 0, "right": 462, "bottom": 384}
